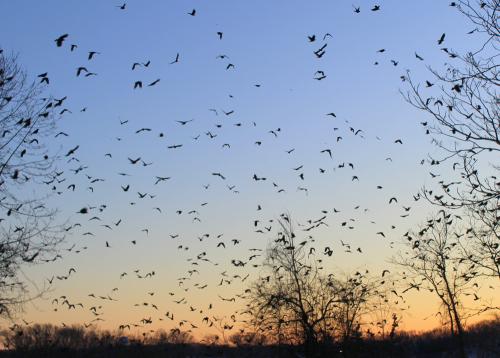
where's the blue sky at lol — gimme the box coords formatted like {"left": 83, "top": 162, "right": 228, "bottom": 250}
{"left": 1, "top": 0, "right": 494, "bottom": 335}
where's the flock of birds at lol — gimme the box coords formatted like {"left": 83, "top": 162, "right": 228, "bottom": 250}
{"left": 5, "top": 1, "right": 489, "bottom": 340}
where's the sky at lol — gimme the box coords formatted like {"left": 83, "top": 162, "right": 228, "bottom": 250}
{"left": 0, "top": 0, "right": 497, "bottom": 339}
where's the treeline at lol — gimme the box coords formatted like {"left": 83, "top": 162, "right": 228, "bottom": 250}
{"left": 0, "top": 324, "right": 192, "bottom": 351}
{"left": 0, "top": 317, "right": 498, "bottom": 357}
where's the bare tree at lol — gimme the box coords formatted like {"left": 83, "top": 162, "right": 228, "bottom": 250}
{"left": 245, "top": 214, "right": 386, "bottom": 357}
{"left": 210, "top": 315, "right": 235, "bottom": 345}
{"left": 229, "top": 330, "right": 268, "bottom": 347}
{"left": 245, "top": 215, "right": 337, "bottom": 356}
{"left": 0, "top": 50, "right": 64, "bottom": 319}
{"left": 392, "top": 210, "right": 498, "bottom": 358}
{"left": 401, "top": 0, "right": 499, "bottom": 290}
{"left": 458, "top": 201, "right": 500, "bottom": 278}
{"left": 332, "top": 271, "right": 396, "bottom": 344}
{"left": 145, "top": 328, "right": 193, "bottom": 345}
{"left": 402, "top": 0, "right": 498, "bottom": 209}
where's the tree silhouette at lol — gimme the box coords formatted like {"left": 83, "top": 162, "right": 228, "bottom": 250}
{"left": 402, "top": 0, "right": 498, "bottom": 209}
{"left": 459, "top": 203, "right": 500, "bottom": 278}
{"left": 245, "top": 214, "right": 389, "bottom": 357}
{"left": 0, "top": 50, "right": 64, "bottom": 319}
{"left": 245, "top": 215, "right": 335, "bottom": 356}
{"left": 332, "top": 270, "right": 394, "bottom": 345}
{"left": 392, "top": 210, "right": 499, "bottom": 358}
{"left": 402, "top": 0, "right": 499, "bottom": 291}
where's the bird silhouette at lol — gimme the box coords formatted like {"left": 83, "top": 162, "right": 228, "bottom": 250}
{"left": 437, "top": 33, "right": 446, "bottom": 45}
{"left": 176, "top": 119, "right": 194, "bottom": 125}
{"left": 55, "top": 33, "right": 69, "bottom": 47}
{"left": 76, "top": 67, "right": 89, "bottom": 76}
{"left": 148, "top": 79, "right": 160, "bottom": 86}
{"left": 65, "top": 145, "right": 79, "bottom": 157}
{"left": 128, "top": 157, "right": 141, "bottom": 164}
{"left": 170, "top": 53, "right": 180, "bottom": 64}
{"left": 212, "top": 172, "right": 226, "bottom": 180}
{"left": 88, "top": 51, "right": 100, "bottom": 60}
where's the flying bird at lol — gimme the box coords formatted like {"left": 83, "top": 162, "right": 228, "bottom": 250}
{"left": 148, "top": 79, "right": 160, "bottom": 86}
{"left": 65, "top": 145, "right": 79, "bottom": 157}
{"left": 320, "top": 149, "right": 332, "bottom": 158}
{"left": 76, "top": 67, "right": 88, "bottom": 76}
{"left": 437, "top": 33, "right": 446, "bottom": 45}
{"left": 128, "top": 157, "right": 141, "bottom": 164}
{"left": 88, "top": 51, "right": 100, "bottom": 60}
{"left": 170, "top": 53, "right": 180, "bottom": 64}
{"left": 176, "top": 119, "right": 194, "bottom": 125}
{"left": 212, "top": 172, "right": 226, "bottom": 180}
{"left": 55, "top": 33, "right": 69, "bottom": 47}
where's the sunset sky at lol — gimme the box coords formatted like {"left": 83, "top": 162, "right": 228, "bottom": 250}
{"left": 1, "top": 0, "right": 497, "bottom": 339}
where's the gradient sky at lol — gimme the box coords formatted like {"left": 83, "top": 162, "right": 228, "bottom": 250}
{"left": 1, "top": 0, "right": 497, "bottom": 339}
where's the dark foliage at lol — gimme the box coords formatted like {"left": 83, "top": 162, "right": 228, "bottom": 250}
{"left": 0, "top": 318, "right": 498, "bottom": 357}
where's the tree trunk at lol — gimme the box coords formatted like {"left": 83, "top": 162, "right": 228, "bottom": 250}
{"left": 303, "top": 326, "right": 317, "bottom": 358}
{"left": 451, "top": 305, "right": 466, "bottom": 358}
{"left": 442, "top": 268, "right": 466, "bottom": 358}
